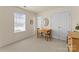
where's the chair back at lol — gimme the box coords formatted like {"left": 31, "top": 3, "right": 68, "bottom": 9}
{"left": 46, "top": 29, "right": 51, "bottom": 35}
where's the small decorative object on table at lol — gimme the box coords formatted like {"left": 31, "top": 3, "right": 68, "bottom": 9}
{"left": 75, "top": 24, "right": 79, "bottom": 32}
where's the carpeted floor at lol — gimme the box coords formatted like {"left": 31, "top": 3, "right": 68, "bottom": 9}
{"left": 0, "top": 36, "right": 68, "bottom": 52}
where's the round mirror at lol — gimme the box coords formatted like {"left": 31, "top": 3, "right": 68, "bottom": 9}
{"left": 43, "top": 18, "right": 49, "bottom": 26}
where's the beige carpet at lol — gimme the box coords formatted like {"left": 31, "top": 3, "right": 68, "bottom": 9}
{"left": 0, "top": 36, "right": 67, "bottom": 52}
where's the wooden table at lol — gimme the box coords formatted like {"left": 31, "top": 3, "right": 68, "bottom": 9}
{"left": 67, "top": 32, "right": 79, "bottom": 52}
{"left": 39, "top": 28, "right": 50, "bottom": 33}
{"left": 37, "top": 28, "right": 52, "bottom": 41}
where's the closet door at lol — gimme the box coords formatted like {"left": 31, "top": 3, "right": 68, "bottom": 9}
{"left": 51, "top": 11, "right": 71, "bottom": 40}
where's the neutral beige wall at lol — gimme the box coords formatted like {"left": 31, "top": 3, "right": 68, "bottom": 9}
{"left": 0, "top": 7, "right": 36, "bottom": 47}
{"left": 71, "top": 7, "right": 79, "bottom": 31}
{"left": 38, "top": 7, "right": 79, "bottom": 31}
{"left": 38, "top": 7, "right": 71, "bottom": 29}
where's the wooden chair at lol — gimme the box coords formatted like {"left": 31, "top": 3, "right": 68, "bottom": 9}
{"left": 45, "top": 30, "right": 52, "bottom": 41}
{"left": 37, "top": 28, "right": 40, "bottom": 38}
{"left": 37, "top": 28, "right": 43, "bottom": 38}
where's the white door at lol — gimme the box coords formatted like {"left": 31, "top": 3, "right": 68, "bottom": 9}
{"left": 51, "top": 11, "right": 71, "bottom": 40}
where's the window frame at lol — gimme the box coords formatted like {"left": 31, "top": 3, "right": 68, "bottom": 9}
{"left": 14, "top": 12, "right": 26, "bottom": 33}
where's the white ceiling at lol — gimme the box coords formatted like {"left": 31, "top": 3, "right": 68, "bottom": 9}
{"left": 19, "top": 6, "right": 62, "bottom": 13}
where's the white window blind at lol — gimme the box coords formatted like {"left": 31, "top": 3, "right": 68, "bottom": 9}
{"left": 14, "top": 12, "right": 26, "bottom": 33}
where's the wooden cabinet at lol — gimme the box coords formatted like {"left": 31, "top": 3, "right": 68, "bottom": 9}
{"left": 67, "top": 32, "right": 79, "bottom": 52}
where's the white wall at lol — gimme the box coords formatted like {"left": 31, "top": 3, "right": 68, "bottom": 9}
{"left": 38, "top": 7, "right": 71, "bottom": 28}
{"left": 71, "top": 7, "right": 79, "bottom": 31}
{"left": 0, "top": 7, "right": 36, "bottom": 47}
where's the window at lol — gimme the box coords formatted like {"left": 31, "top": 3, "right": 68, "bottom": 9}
{"left": 37, "top": 16, "right": 43, "bottom": 28}
{"left": 14, "top": 12, "right": 26, "bottom": 33}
